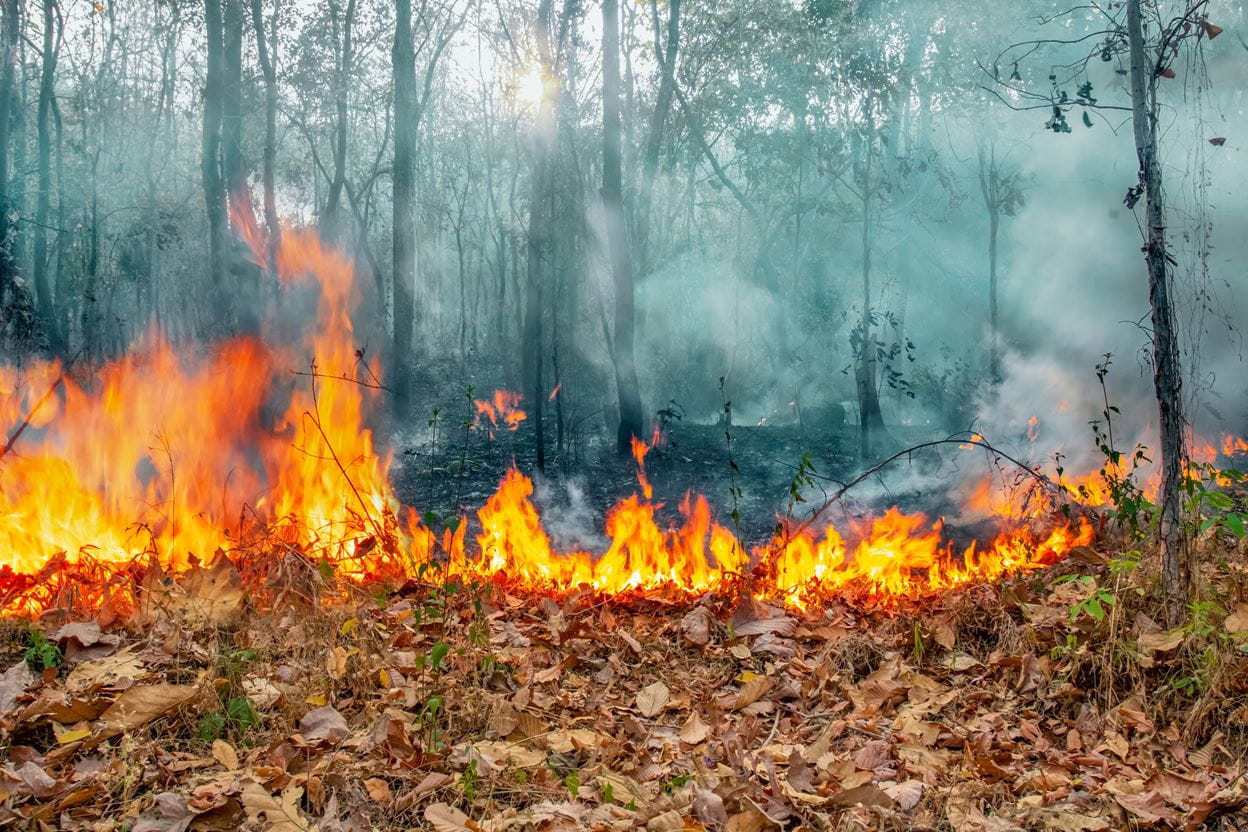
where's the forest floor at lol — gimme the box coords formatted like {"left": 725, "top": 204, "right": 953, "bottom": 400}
{"left": 3, "top": 384, "right": 1248, "bottom": 830}
{"left": 1, "top": 538, "right": 1247, "bottom": 831}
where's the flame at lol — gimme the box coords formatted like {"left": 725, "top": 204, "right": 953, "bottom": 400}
{"left": 474, "top": 390, "right": 526, "bottom": 437}
{"left": 631, "top": 434, "right": 654, "bottom": 500}
{"left": 0, "top": 217, "right": 1211, "bottom": 616}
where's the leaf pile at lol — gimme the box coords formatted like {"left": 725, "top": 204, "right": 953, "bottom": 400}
{"left": 1, "top": 549, "right": 1247, "bottom": 830}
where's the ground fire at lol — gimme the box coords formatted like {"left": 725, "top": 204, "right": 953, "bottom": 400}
{"left": 13, "top": 218, "right": 1241, "bottom": 618}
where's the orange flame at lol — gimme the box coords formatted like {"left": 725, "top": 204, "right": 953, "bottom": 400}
{"left": 474, "top": 390, "right": 526, "bottom": 437}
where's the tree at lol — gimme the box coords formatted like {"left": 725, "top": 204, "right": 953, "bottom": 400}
{"left": 603, "top": 0, "right": 643, "bottom": 451}
{"left": 989, "top": 0, "right": 1218, "bottom": 621}
{"left": 201, "top": 0, "right": 228, "bottom": 327}
{"left": 523, "top": 0, "right": 557, "bottom": 470}
{"left": 251, "top": 0, "right": 280, "bottom": 270}
{"left": 977, "top": 141, "right": 1023, "bottom": 386}
{"left": 33, "top": 0, "right": 62, "bottom": 353}
{"left": 0, "top": 0, "right": 19, "bottom": 333}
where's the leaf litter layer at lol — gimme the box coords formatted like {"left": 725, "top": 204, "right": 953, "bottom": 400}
{"left": 1, "top": 543, "right": 1247, "bottom": 831}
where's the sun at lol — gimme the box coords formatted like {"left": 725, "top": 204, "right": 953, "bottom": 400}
{"left": 513, "top": 64, "right": 554, "bottom": 111}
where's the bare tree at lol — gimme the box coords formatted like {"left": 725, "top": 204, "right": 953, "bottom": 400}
{"left": 603, "top": 0, "right": 643, "bottom": 451}
{"left": 987, "top": 0, "right": 1219, "bottom": 621}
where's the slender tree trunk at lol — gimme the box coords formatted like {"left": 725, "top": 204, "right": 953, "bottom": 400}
{"left": 251, "top": 0, "right": 280, "bottom": 269}
{"left": 0, "top": 0, "right": 18, "bottom": 315}
{"left": 523, "top": 0, "right": 557, "bottom": 472}
{"left": 635, "top": 0, "right": 680, "bottom": 275}
{"left": 392, "top": 0, "right": 417, "bottom": 402}
{"left": 33, "top": 0, "right": 60, "bottom": 353}
{"left": 856, "top": 136, "right": 885, "bottom": 457}
{"left": 323, "top": 0, "right": 355, "bottom": 241}
{"left": 603, "top": 0, "right": 644, "bottom": 450}
{"left": 201, "top": 0, "right": 228, "bottom": 329}
{"left": 1127, "top": 0, "right": 1187, "bottom": 622}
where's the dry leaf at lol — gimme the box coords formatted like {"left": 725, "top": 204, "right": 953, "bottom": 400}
{"left": 1137, "top": 629, "right": 1185, "bottom": 654}
{"left": 733, "top": 675, "right": 773, "bottom": 710}
{"left": 0, "top": 661, "right": 35, "bottom": 713}
{"left": 424, "top": 802, "right": 474, "bottom": 832}
{"left": 1224, "top": 604, "right": 1248, "bottom": 634}
{"left": 98, "top": 683, "right": 199, "bottom": 738}
{"left": 681, "top": 607, "right": 714, "bottom": 646}
{"left": 241, "top": 781, "right": 312, "bottom": 832}
{"left": 298, "top": 705, "right": 349, "bottom": 744}
{"left": 211, "top": 739, "right": 239, "bottom": 770}
{"left": 636, "top": 681, "right": 670, "bottom": 717}
{"left": 176, "top": 555, "right": 244, "bottom": 626}
{"left": 364, "top": 777, "right": 391, "bottom": 803}
{"left": 680, "top": 711, "right": 710, "bottom": 744}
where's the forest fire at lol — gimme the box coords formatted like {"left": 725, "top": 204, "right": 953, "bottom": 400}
{"left": 0, "top": 223, "right": 1228, "bottom": 618}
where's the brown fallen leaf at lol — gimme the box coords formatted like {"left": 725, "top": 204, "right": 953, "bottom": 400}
{"left": 734, "top": 675, "right": 774, "bottom": 710}
{"left": 98, "top": 683, "right": 200, "bottom": 738}
{"left": 241, "top": 781, "right": 313, "bottom": 832}
{"left": 52, "top": 622, "right": 120, "bottom": 663}
{"left": 364, "top": 777, "right": 391, "bottom": 803}
{"left": 680, "top": 711, "right": 710, "bottom": 744}
{"left": 1114, "top": 790, "right": 1176, "bottom": 823}
{"left": 829, "top": 784, "right": 895, "bottom": 808}
{"left": 298, "top": 705, "right": 349, "bottom": 744}
{"left": 210, "top": 739, "right": 239, "bottom": 770}
{"left": 1137, "top": 628, "right": 1185, "bottom": 655}
{"left": 1224, "top": 603, "right": 1248, "bottom": 634}
{"left": 176, "top": 555, "right": 245, "bottom": 627}
{"left": 0, "top": 661, "right": 35, "bottom": 713}
{"left": 424, "top": 802, "right": 474, "bottom": 832}
{"left": 636, "top": 681, "right": 670, "bottom": 717}
{"left": 681, "top": 607, "right": 714, "bottom": 646}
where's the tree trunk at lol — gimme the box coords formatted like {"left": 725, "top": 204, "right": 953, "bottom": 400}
{"left": 251, "top": 0, "right": 280, "bottom": 270}
{"left": 523, "top": 0, "right": 556, "bottom": 471}
{"left": 1126, "top": 0, "right": 1187, "bottom": 622}
{"left": 603, "top": 0, "right": 644, "bottom": 451}
{"left": 33, "top": 0, "right": 60, "bottom": 353}
{"left": 635, "top": 0, "right": 680, "bottom": 276}
{"left": 0, "top": 0, "right": 18, "bottom": 316}
{"left": 392, "top": 0, "right": 417, "bottom": 402}
{"left": 322, "top": 0, "right": 355, "bottom": 241}
{"left": 856, "top": 136, "right": 885, "bottom": 457}
{"left": 201, "top": 0, "right": 228, "bottom": 330}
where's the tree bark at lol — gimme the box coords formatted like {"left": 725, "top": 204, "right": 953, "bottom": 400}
{"left": 979, "top": 144, "right": 1002, "bottom": 385}
{"left": 392, "top": 0, "right": 417, "bottom": 402}
{"left": 322, "top": 0, "right": 356, "bottom": 241}
{"left": 251, "top": 0, "right": 280, "bottom": 270}
{"left": 603, "top": 0, "right": 644, "bottom": 451}
{"left": 33, "top": 0, "right": 60, "bottom": 353}
{"left": 1126, "top": 0, "right": 1187, "bottom": 622}
{"left": 523, "top": 0, "right": 557, "bottom": 471}
{"left": 201, "top": 0, "right": 228, "bottom": 328}
{"left": 635, "top": 0, "right": 680, "bottom": 276}
{"left": 0, "top": 0, "right": 19, "bottom": 316}
{"left": 856, "top": 129, "right": 885, "bottom": 457}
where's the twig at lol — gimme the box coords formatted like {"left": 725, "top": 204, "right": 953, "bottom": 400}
{"left": 0, "top": 353, "right": 81, "bottom": 461}
{"left": 785, "top": 434, "right": 1084, "bottom": 545}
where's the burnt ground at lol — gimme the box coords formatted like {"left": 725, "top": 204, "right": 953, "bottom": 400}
{"left": 383, "top": 415, "right": 984, "bottom": 551}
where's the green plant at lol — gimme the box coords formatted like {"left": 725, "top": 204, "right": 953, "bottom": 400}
{"left": 661, "top": 773, "right": 693, "bottom": 794}
{"left": 461, "top": 757, "right": 479, "bottom": 800}
{"left": 23, "top": 628, "right": 61, "bottom": 671}
{"left": 564, "top": 771, "right": 580, "bottom": 797}
{"left": 1059, "top": 575, "right": 1117, "bottom": 623}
